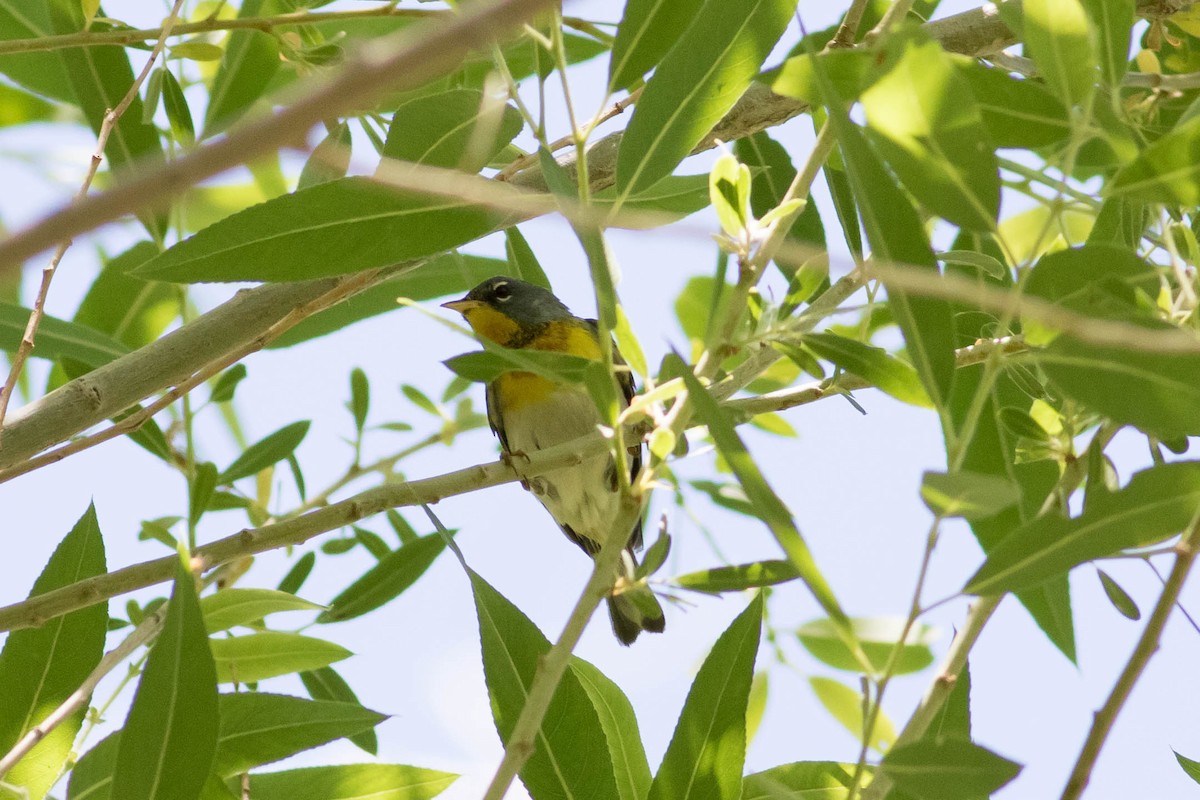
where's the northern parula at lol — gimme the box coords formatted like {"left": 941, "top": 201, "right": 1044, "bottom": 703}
{"left": 442, "top": 276, "right": 666, "bottom": 645}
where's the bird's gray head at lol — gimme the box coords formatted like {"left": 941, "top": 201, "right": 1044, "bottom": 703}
{"left": 441, "top": 276, "right": 573, "bottom": 332}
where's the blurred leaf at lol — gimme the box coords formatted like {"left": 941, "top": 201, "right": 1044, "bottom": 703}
{"left": 0, "top": 505, "right": 106, "bottom": 799}
{"left": 957, "top": 60, "right": 1070, "bottom": 148}
{"left": 594, "top": 173, "right": 714, "bottom": 222}
{"left": 0, "top": 303, "right": 128, "bottom": 368}
{"left": 190, "top": 462, "right": 218, "bottom": 526}
{"left": 803, "top": 333, "right": 932, "bottom": 408}
{"left": 608, "top": 0, "right": 705, "bottom": 90}
{"left": 0, "top": 2, "right": 72, "bottom": 102}
{"left": 741, "top": 762, "right": 857, "bottom": 799}
{"left": 298, "top": 122, "right": 352, "bottom": 190}
{"left": 247, "top": 764, "right": 457, "bottom": 800}
{"left": 798, "top": 617, "right": 936, "bottom": 675}
{"left": 268, "top": 252, "right": 507, "bottom": 348}
{"left": 1023, "top": 0, "right": 1095, "bottom": 109}
{"left": 616, "top": 0, "right": 794, "bottom": 196}
{"left": 1109, "top": 117, "right": 1200, "bottom": 203}
{"left": 219, "top": 421, "right": 311, "bottom": 484}
{"left": 1080, "top": 0, "right": 1133, "bottom": 88}
{"left": 746, "top": 671, "right": 768, "bottom": 745}
{"left": 353, "top": 527, "right": 391, "bottom": 559}
{"left": 200, "top": 588, "right": 323, "bottom": 633}
{"left": 300, "top": 666, "right": 379, "bottom": 754}
{"left": 444, "top": 348, "right": 596, "bottom": 385}
{"left": 319, "top": 532, "right": 450, "bottom": 622}
{"left": 647, "top": 594, "right": 762, "bottom": 800}
{"left": 471, "top": 570, "right": 622, "bottom": 799}
{"left": 880, "top": 738, "right": 1022, "bottom": 800}
{"left": 134, "top": 178, "right": 510, "bottom": 283}
{"left": 809, "top": 676, "right": 894, "bottom": 751}
{"left": 278, "top": 551, "right": 316, "bottom": 595}
{"left": 1097, "top": 569, "right": 1141, "bottom": 620}
{"left": 169, "top": 41, "right": 224, "bottom": 61}
{"left": 920, "top": 470, "right": 1020, "bottom": 519}
{"left": 690, "top": 479, "right": 754, "bottom": 516}
{"left": 674, "top": 559, "right": 800, "bottom": 593}
{"left": 770, "top": 49, "right": 879, "bottom": 105}
{"left": 569, "top": 659, "right": 652, "bottom": 800}
{"left": 204, "top": 0, "right": 280, "bottom": 136}
{"left": 0, "top": 83, "right": 56, "bottom": 127}
{"left": 160, "top": 68, "right": 194, "bottom": 146}
{"left": 212, "top": 692, "right": 385, "bottom": 777}
{"left": 966, "top": 462, "right": 1200, "bottom": 595}
{"left": 349, "top": 367, "right": 370, "bottom": 435}
{"left": 926, "top": 657, "right": 972, "bottom": 742}
{"left": 113, "top": 559, "right": 219, "bottom": 800}
{"left": 382, "top": 89, "right": 523, "bottom": 174}
{"left": 504, "top": 227, "right": 551, "bottom": 289}
{"left": 861, "top": 32, "right": 999, "bottom": 230}
{"left": 210, "top": 631, "right": 351, "bottom": 683}
{"left": 210, "top": 364, "right": 248, "bottom": 404}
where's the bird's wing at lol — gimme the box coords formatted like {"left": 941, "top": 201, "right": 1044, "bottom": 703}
{"left": 485, "top": 381, "right": 510, "bottom": 452}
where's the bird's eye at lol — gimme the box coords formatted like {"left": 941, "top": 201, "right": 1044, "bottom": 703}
{"left": 492, "top": 283, "right": 512, "bottom": 301}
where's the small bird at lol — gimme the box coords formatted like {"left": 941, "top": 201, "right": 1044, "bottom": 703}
{"left": 442, "top": 276, "right": 665, "bottom": 645}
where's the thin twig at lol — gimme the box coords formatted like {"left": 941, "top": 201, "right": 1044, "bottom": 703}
{"left": 0, "top": 0, "right": 186, "bottom": 443}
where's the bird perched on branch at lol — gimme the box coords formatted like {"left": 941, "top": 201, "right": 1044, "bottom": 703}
{"left": 442, "top": 276, "right": 665, "bottom": 645}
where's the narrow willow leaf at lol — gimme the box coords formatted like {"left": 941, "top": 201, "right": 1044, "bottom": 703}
{"left": 248, "top": 764, "right": 458, "bottom": 800}
{"left": 219, "top": 421, "right": 311, "bottom": 484}
{"left": 861, "top": 32, "right": 999, "bottom": 230}
{"left": 881, "top": 738, "right": 1022, "bottom": 799}
{"left": 957, "top": 60, "right": 1070, "bottom": 148}
{"left": 504, "top": 227, "right": 551, "bottom": 289}
{"left": 803, "top": 332, "right": 931, "bottom": 408}
{"left": 1097, "top": 569, "right": 1140, "bottom": 620}
{"left": 569, "top": 659, "right": 652, "bottom": 800}
{"left": 160, "top": 67, "right": 194, "bottom": 146}
{"left": 1176, "top": 750, "right": 1200, "bottom": 784}
{"left": 210, "top": 364, "right": 248, "bottom": 404}
{"left": 0, "top": 505, "right": 106, "bottom": 799}
{"left": 1080, "top": 0, "right": 1133, "bottom": 88}
{"left": 68, "top": 241, "right": 173, "bottom": 353}
{"left": 0, "top": 303, "right": 128, "bottom": 367}
{"left": 212, "top": 693, "right": 385, "bottom": 777}
{"left": 674, "top": 559, "right": 800, "bottom": 593}
{"left": 647, "top": 594, "right": 763, "bottom": 800}
{"left": 769, "top": 49, "right": 880, "bottom": 105}
{"left": 66, "top": 732, "right": 118, "bottom": 800}
{"left": 113, "top": 559, "right": 219, "bottom": 800}
{"left": 799, "top": 616, "right": 936, "bottom": 676}
{"left": 673, "top": 355, "right": 850, "bottom": 626}
{"left": 616, "top": 0, "right": 795, "bottom": 196}
{"left": 382, "top": 89, "right": 523, "bottom": 174}
{"left": 210, "top": 631, "right": 351, "bottom": 684}
{"left": 1109, "top": 116, "right": 1200, "bottom": 204}
{"left": 742, "top": 762, "right": 857, "bottom": 799}
{"left": 470, "top": 570, "right": 621, "bottom": 799}
{"left": 200, "top": 588, "right": 324, "bottom": 633}
{"left": 349, "top": 367, "right": 370, "bottom": 434}
{"left": 966, "top": 462, "right": 1200, "bottom": 595}
{"left": 593, "top": 173, "right": 713, "bottom": 223}
{"left": 298, "top": 122, "right": 352, "bottom": 190}
{"left": 134, "top": 178, "right": 511, "bottom": 283}
{"left": 920, "top": 471, "right": 1020, "bottom": 519}
{"left": 1023, "top": 0, "right": 1096, "bottom": 109}
{"left": 443, "top": 349, "right": 594, "bottom": 385}
{"left": 809, "top": 677, "right": 894, "bottom": 751}
{"left": 319, "top": 532, "right": 450, "bottom": 622}
{"left": 300, "top": 666, "right": 379, "bottom": 754}
{"left": 189, "top": 462, "right": 218, "bottom": 527}
{"left": 608, "top": 0, "right": 705, "bottom": 91}
{"left": 278, "top": 551, "right": 316, "bottom": 595}
{"left": 204, "top": 0, "right": 280, "bottom": 136}
{"left": 927, "top": 657, "right": 972, "bottom": 742}
{"left": 0, "top": 2, "right": 72, "bottom": 102}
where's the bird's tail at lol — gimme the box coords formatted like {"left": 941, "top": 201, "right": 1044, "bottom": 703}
{"left": 607, "top": 585, "right": 665, "bottom": 646}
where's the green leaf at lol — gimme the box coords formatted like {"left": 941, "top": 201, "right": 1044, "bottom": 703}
{"left": 247, "top": 764, "right": 458, "bottom": 800}
{"left": 169, "top": 41, "right": 224, "bottom": 62}
{"left": 861, "top": 32, "right": 999, "bottom": 230}
{"left": 113, "top": 559, "right": 219, "bottom": 800}
{"left": 219, "top": 421, "right": 311, "bottom": 483}
{"left": 471, "top": 570, "right": 622, "bottom": 800}
{"left": 300, "top": 666, "right": 379, "bottom": 755}
{"left": 210, "top": 364, "right": 248, "bottom": 404}
{"left": 1037, "top": 334, "right": 1200, "bottom": 437}
{"left": 880, "top": 738, "right": 1022, "bottom": 800}
{"left": 210, "top": 631, "right": 351, "bottom": 684}
{"left": 803, "top": 332, "right": 931, "bottom": 408}
{"left": 503, "top": 227, "right": 552, "bottom": 290}
{"left": 741, "top": 762, "right": 857, "bottom": 799}
{"left": 278, "top": 551, "right": 316, "bottom": 595}
{"left": 134, "top": 177, "right": 510, "bottom": 283}
{"left": 66, "top": 732, "right": 118, "bottom": 800}
{"left": 67, "top": 241, "right": 174, "bottom": 352}
{"left": 957, "top": 60, "right": 1070, "bottom": 148}
{"left": 212, "top": 692, "right": 385, "bottom": 777}
{"left": 674, "top": 559, "right": 800, "bottom": 593}
{"left": 201, "top": 588, "right": 323, "bottom": 633}
{"left": 593, "top": 173, "right": 714, "bottom": 222}
{"left": 268, "top": 252, "right": 507, "bottom": 348}
{"left": 190, "top": 462, "right": 218, "bottom": 526}
{"left": 616, "top": 0, "right": 794, "bottom": 196}
{"left": 569, "top": 659, "right": 652, "bottom": 800}
{"left": 809, "top": 676, "right": 894, "bottom": 751}
{"left": 1023, "top": 0, "right": 1096, "bottom": 109}
{"left": 709, "top": 150, "right": 751, "bottom": 237}
{"left": 647, "top": 594, "right": 762, "bottom": 800}
{"left": 1097, "top": 569, "right": 1141, "bottom": 620}
{"left": 0, "top": 2, "right": 72, "bottom": 102}
{"left": 608, "top": 0, "right": 705, "bottom": 91}
{"left": 204, "top": 0, "right": 280, "bottom": 136}
{"left": 1109, "top": 116, "right": 1200, "bottom": 204}
{"left": 443, "top": 348, "right": 596, "bottom": 385}
{"left": 927, "top": 657, "right": 972, "bottom": 742}
{"left": 349, "top": 367, "right": 370, "bottom": 434}
{"left": 0, "top": 505, "right": 107, "bottom": 799}
{"left": 920, "top": 470, "right": 1021, "bottom": 519}
{"left": 382, "top": 89, "right": 523, "bottom": 174}
{"left": 298, "top": 121, "right": 353, "bottom": 190}
{"left": 797, "top": 617, "right": 936, "bottom": 676}
{"left": 319, "top": 532, "right": 450, "bottom": 622}
{"left": 0, "top": 83, "right": 56, "bottom": 127}
{"left": 1081, "top": 0, "right": 1133, "bottom": 88}
{"left": 966, "top": 462, "right": 1200, "bottom": 595}
{"left": 769, "top": 49, "right": 880, "bottom": 106}
{"left": 0, "top": 302, "right": 128, "bottom": 368}
{"left": 1176, "top": 750, "right": 1200, "bottom": 785}
{"left": 160, "top": 67, "right": 195, "bottom": 147}
{"left": 673, "top": 354, "right": 850, "bottom": 627}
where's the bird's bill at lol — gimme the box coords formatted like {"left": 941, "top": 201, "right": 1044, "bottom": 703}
{"left": 441, "top": 298, "right": 483, "bottom": 314}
